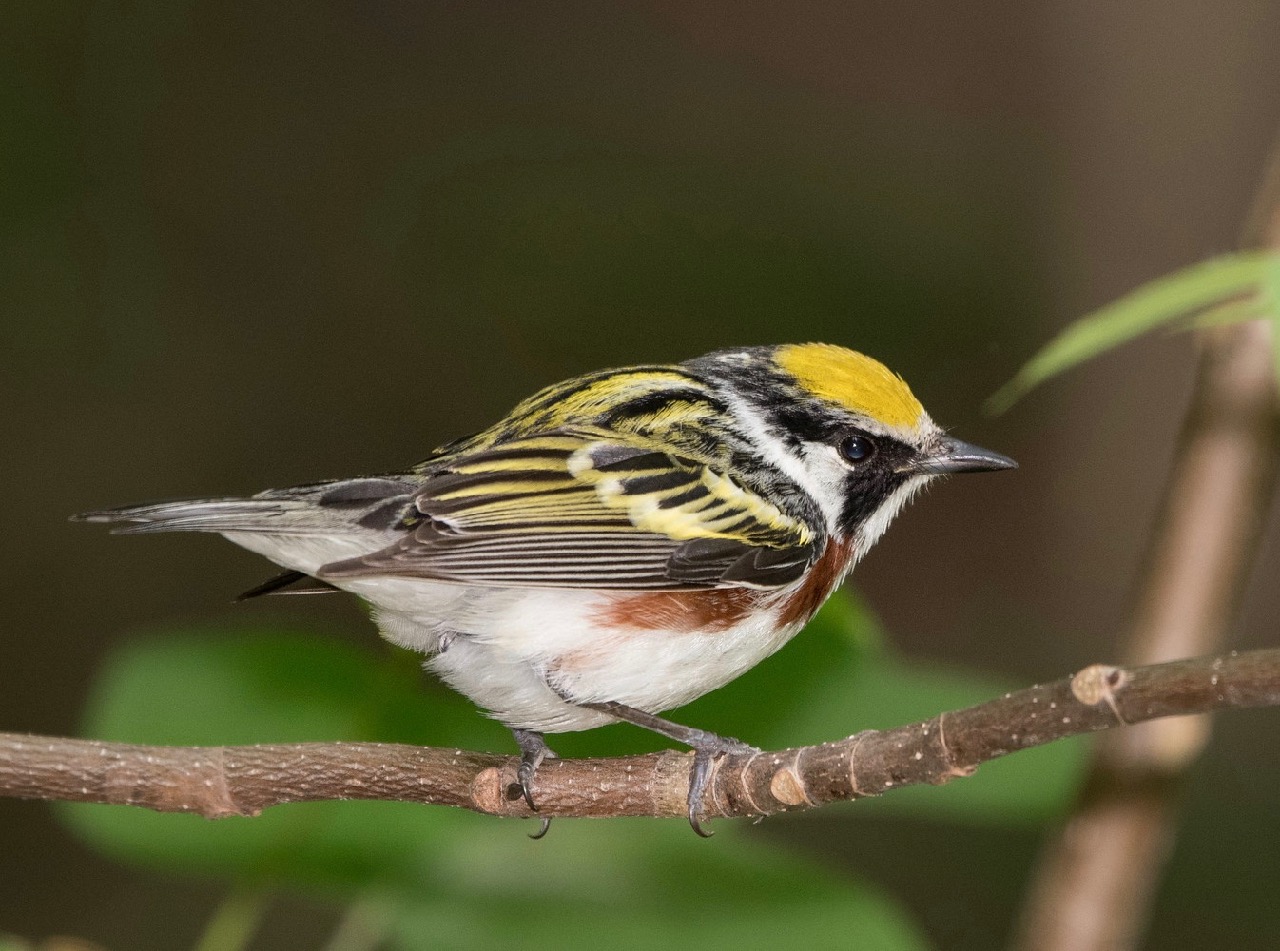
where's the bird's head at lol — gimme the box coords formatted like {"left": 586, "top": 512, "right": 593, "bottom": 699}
{"left": 688, "top": 343, "right": 1017, "bottom": 551}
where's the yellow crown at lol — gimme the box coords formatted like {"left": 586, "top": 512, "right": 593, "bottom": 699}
{"left": 774, "top": 343, "right": 925, "bottom": 430}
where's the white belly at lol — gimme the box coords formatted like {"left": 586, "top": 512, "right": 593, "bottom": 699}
{"left": 221, "top": 529, "right": 807, "bottom": 734}
{"left": 364, "top": 581, "right": 799, "bottom": 733}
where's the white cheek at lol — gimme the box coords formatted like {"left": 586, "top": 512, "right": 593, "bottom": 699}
{"left": 724, "top": 396, "right": 843, "bottom": 532}
{"left": 801, "top": 444, "right": 858, "bottom": 531}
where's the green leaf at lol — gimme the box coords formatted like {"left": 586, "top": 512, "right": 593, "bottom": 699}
{"left": 60, "top": 626, "right": 511, "bottom": 890}
{"left": 59, "top": 797, "right": 461, "bottom": 893}
{"left": 385, "top": 821, "right": 932, "bottom": 951}
{"left": 988, "top": 251, "right": 1276, "bottom": 413}
{"left": 816, "top": 656, "right": 1088, "bottom": 824}
{"left": 1262, "top": 251, "right": 1280, "bottom": 386}
{"left": 77, "top": 624, "right": 511, "bottom": 750}
{"left": 1181, "top": 296, "right": 1267, "bottom": 331}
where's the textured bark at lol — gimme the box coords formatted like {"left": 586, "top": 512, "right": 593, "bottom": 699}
{"left": 4, "top": 649, "right": 1279, "bottom": 823}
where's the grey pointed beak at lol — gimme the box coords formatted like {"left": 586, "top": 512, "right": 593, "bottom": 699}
{"left": 909, "top": 436, "right": 1018, "bottom": 475}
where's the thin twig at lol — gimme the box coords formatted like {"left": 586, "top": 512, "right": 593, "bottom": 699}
{"left": 2, "top": 649, "right": 1279, "bottom": 823}
{"left": 1011, "top": 139, "right": 1280, "bottom": 951}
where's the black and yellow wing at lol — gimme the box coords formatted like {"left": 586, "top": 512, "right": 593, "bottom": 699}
{"left": 319, "top": 432, "right": 820, "bottom": 590}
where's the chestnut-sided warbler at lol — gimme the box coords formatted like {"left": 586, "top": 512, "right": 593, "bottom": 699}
{"left": 78, "top": 343, "right": 1015, "bottom": 834}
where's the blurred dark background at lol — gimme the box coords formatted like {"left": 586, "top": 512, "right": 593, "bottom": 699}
{"left": 4, "top": 1, "right": 1280, "bottom": 948}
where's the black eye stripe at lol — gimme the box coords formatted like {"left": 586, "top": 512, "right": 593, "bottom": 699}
{"left": 768, "top": 406, "right": 844, "bottom": 445}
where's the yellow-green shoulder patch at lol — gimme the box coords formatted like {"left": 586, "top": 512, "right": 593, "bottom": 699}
{"left": 775, "top": 343, "right": 924, "bottom": 429}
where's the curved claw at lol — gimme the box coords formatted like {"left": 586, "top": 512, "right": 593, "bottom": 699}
{"left": 516, "top": 760, "right": 539, "bottom": 812}
{"left": 687, "top": 747, "right": 718, "bottom": 836}
{"left": 686, "top": 738, "right": 758, "bottom": 836}
{"left": 510, "top": 729, "right": 557, "bottom": 838}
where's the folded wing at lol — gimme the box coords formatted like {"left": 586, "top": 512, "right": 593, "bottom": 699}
{"left": 320, "top": 432, "right": 820, "bottom": 590}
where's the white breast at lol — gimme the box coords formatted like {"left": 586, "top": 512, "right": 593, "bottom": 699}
{"left": 356, "top": 580, "right": 800, "bottom": 734}
{"left": 224, "top": 529, "right": 809, "bottom": 735}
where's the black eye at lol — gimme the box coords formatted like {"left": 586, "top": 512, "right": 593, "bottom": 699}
{"left": 839, "top": 433, "right": 876, "bottom": 465}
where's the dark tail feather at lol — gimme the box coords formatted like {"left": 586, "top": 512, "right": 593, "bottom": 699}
{"left": 71, "top": 497, "right": 338, "bottom": 535}
{"left": 72, "top": 479, "right": 416, "bottom": 536}
{"left": 235, "top": 570, "right": 341, "bottom": 602}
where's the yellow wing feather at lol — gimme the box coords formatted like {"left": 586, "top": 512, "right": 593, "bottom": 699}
{"left": 569, "top": 444, "right": 812, "bottom": 545}
{"left": 420, "top": 431, "right": 810, "bottom": 550}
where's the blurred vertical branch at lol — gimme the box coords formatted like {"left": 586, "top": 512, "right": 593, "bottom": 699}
{"left": 1011, "top": 141, "right": 1280, "bottom": 951}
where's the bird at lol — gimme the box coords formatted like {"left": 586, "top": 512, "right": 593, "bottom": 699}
{"left": 75, "top": 343, "right": 1016, "bottom": 835}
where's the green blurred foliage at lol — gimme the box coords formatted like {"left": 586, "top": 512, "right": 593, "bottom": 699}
{"left": 386, "top": 822, "right": 928, "bottom": 951}
{"left": 59, "top": 593, "right": 1082, "bottom": 946}
{"left": 988, "top": 251, "right": 1280, "bottom": 412}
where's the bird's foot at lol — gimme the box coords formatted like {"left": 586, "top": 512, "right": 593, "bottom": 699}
{"left": 507, "top": 728, "right": 557, "bottom": 839}
{"left": 572, "top": 699, "right": 760, "bottom": 837}
{"left": 686, "top": 734, "right": 759, "bottom": 838}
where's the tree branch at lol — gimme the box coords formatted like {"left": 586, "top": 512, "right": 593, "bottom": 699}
{"left": 4, "top": 649, "right": 1279, "bottom": 823}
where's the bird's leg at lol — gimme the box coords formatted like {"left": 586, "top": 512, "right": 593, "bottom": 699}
{"left": 508, "top": 728, "right": 556, "bottom": 839}
{"left": 578, "top": 700, "right": 758, "bottom": 837}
